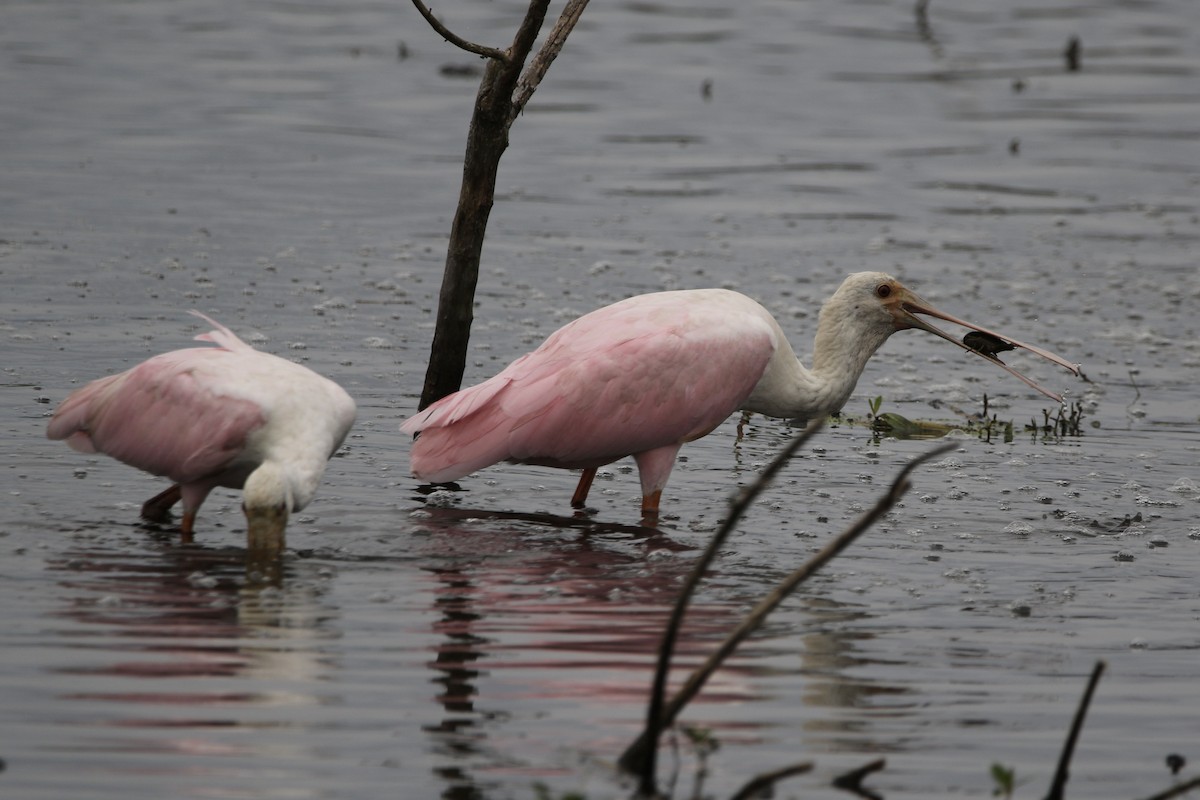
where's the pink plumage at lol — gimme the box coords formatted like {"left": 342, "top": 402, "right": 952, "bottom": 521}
{"left": 48, "top": 312, "right": 356, "bottom": 553}
{"left": 404, "top": 290, "right": 776, "bottom": 500}
{"left": 403, "top": 274, "right": 1079, "bottom": 516}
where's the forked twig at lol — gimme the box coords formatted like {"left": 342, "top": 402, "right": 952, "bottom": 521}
{"left": 833, "top": 757, "right": 886, "bottom": 799}
{"left": 511, "top": 0, "right": 591, "bottom": 121}
{"left": 1045, "top": 660, "right": 1106, "bottom": 800}
{"left": 621, "top": 432, "right": 956, "bottom": 795}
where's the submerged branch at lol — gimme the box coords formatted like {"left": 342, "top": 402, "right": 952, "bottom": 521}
{"left": 1138, "top": 775, "right": 1200, "bottom": 800}
{"left": 1045, "top": 660, "right": 1106, "bottom": 800}
{"left": 833, "top": 758, "right": 887, "bottom": 800}
{"left": 730, "top": 761, "right": 815, "bottom": 800}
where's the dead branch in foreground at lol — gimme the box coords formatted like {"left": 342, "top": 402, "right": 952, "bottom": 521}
{"left": 621, "top": 428, "right": 956, "bottom": 796}
{"left": 1044, "top": 660, "right": 1105, "bottom": 800}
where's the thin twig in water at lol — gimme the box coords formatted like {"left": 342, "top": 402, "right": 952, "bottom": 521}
{"left": 620, "top": 433, "right": 956, "bottom": 791}
{"left": 1137, "top": 775, "right": 1200, "bottom": 800}
{"left": 729, "top": 761, "right": 814, "bottom": 800}
{"left": 833, "top": 758, "right": 887, "bottom": 800}
{"left": 623, "top": 418, "right": 824, "bottom": 793}
{"left": 1044, "top": 660, "right": 1106, "bottom": 800}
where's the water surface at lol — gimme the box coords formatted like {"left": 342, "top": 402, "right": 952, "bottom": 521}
{"left": 3, "top": 0, "right": 1199, "bottom": 797}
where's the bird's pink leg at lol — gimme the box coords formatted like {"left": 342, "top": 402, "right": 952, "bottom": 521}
{"left": 141, "top": 484, "right": 182, "bottom": 524}
{"left": 641, "top": 490, "right": 662, "bottom": 518}
{"left": 180, "top": 508, "right": 197, "bottom": 544}
{"left": 633, "top": 444, "right": 682, "bottom": 522}
{"left": 571, "top": 468, "right": 598, "bottom": 508}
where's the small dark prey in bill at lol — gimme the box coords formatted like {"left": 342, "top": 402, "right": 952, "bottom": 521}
{"left": 963, "top": 331, "right": 1015, "bottom": 362}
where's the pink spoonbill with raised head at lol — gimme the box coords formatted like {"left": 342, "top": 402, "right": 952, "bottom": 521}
{"left": 47, "top": 312, "right": 357, "bottom": 555}
{"left": 402, "top": 272, "right": 1080, "bottom": 517}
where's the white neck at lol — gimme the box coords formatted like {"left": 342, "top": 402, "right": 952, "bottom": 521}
{"left": 743, "top": 291, "right": 897, "bottom": 421}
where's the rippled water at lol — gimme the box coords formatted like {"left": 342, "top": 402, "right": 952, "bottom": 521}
{"left": 3, "top": 0, "right": 1199, "bottom": 798}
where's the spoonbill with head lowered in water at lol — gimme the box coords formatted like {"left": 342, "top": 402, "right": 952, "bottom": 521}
{"left": 47, "top": 312, "right": 357, "bottom": 556}
{"left": 402, "top": 272, "right": 1079, "bottom": 517}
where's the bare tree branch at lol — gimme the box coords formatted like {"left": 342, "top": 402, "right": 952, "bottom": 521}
{"left": 511, "top": 0, "right": 592, "bottom": 122}
{"left": 414, "top": 0, "right": 562, "bottom": 409}
{"left": 505, "top": 0, "right": 552, "bottom": 75}
{"left": 620, "top": 437, "right": 957, "bottom": 784}
{"left": 1045, "top": 660, "right": 1106, "bottom": 800}
{"left": 410, "top": 0, "right": 509, "bottom": 61}
{"left": 730, "top": 761, "right": 814, "bottom": 800}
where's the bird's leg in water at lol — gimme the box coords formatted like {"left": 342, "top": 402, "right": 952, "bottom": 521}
{"left": 571, "top": 468, "right": 597, "bottom": 508}
{"left": 141, "top": 484, "right": 182, "bottom": 524}
{"left": 180, "top": 508, "right": 197, "bottom": 544}
{"left": 641, "top": 490, "right": 662, "bottom": 520}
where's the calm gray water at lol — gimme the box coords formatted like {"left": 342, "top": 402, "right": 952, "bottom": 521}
{"left": 3, "top": 0, "right": 1199, "bottom": 798}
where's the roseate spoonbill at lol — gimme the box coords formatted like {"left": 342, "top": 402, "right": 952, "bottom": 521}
{"left": 402, "top": 272, "right": 1079, "bottom": 516}
{"left": 47, "top": 312, "right": 357, "bottom": 555}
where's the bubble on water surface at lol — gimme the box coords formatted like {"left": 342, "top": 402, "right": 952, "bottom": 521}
{"left": 187, "top": 571, "right": 219, "bottom": 589}
{"left": 1004, "top": 521, "right": 1033, "bottom": 536}
{"left": 424, "top": 490, "right": 459, "bottom": 508}
{"left": 1136, "top": 494, "right": 1179, "bottom": 507}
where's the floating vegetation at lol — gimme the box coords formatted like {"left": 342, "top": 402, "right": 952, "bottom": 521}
{"left": 858, "top": 393, "right": 1015, "bottom": 443}
{"left": 837, "top": 393, "right": 1087, "bottom": 444}
{"left": 1027, "top": 400, "right": 1086, "bottom": 439}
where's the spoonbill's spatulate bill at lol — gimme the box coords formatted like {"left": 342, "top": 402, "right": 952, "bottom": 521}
{"left": 402, "top": 272, "right": 1080, "bottom": 516}
{"left": 47, "top": 312, "right": 357, "bottom": 555}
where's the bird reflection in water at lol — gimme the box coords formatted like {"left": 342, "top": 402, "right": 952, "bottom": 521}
{"left": 412, "top": 508, "right": 911, "bottom": 796}
{"left": 45, "top": 541, "right": 335, "bottom": 768}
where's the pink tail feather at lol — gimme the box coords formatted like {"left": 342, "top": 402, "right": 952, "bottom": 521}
{"left": 402, "top": 377, "right": 519, "bottom": 483}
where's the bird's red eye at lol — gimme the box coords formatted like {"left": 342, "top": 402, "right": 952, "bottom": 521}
{"left": 876, "top": 283, "right": 892, "bottom": 298}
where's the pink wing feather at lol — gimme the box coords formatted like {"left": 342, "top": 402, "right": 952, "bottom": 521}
{"left": 47, "top": 332, "right": 265, "bottom": 484}
{"left": 403, "top": 290, "right": 778, "bottom": 482}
